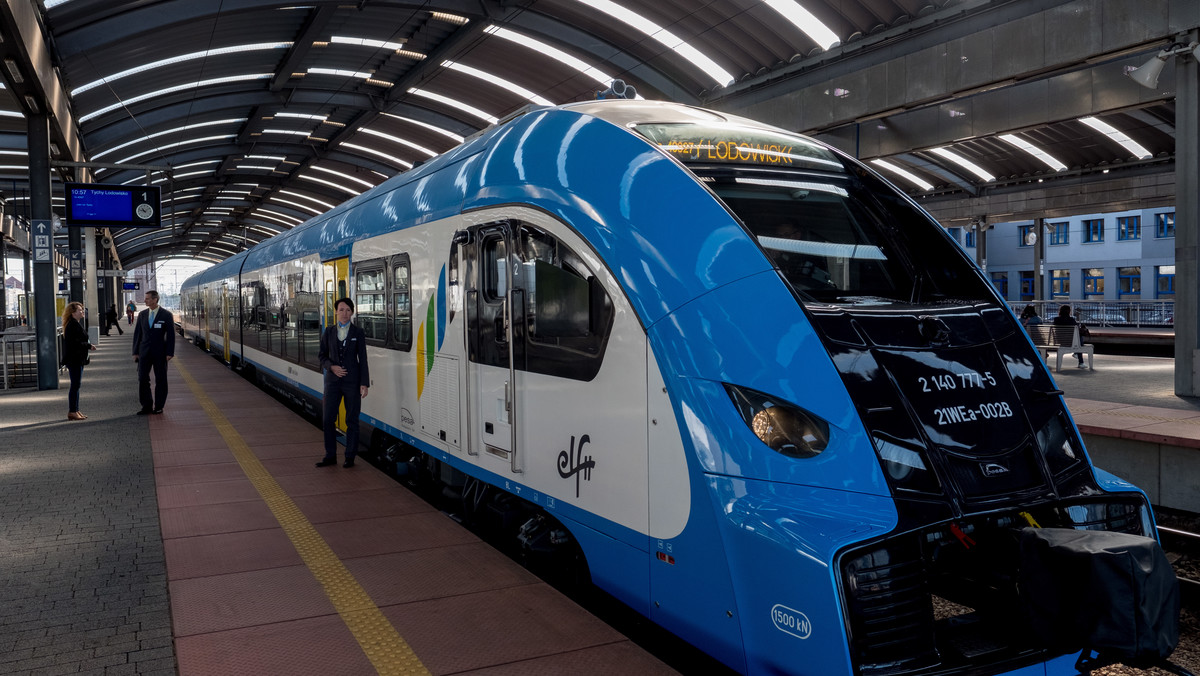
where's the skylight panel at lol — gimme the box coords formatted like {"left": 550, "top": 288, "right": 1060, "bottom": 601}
{"left": 332, "top": 36, "right": 404, "bottom": 51}
{"left": 869, "top": 159, "right": 935, "bottom": 191}
{"left": 261, "top": 128, "right": 316, "bottom": 137}
{"left": 93, "top": 119, "right": 246, "bottom": 160}
{"left": 382, "top": 114, "right": 464, "bottom": 143}
{"left": 998, "top": 134, "right": 1068, "bottom": 172}
{"left": 311, "top": 165, "right": 376, "bottom": 190}
{"left": 340, "top": 142, "right": 415, "bottom": 170}
{"left": 929, "top": 146, "right": 996, "bottom": 182}
{"left": 358, "top": 128, "right": 436, "bottom": 157}
{"left": 762, "top": 0, "right": 839, "bottom": 49}
{"left": 268, "top": 196, "right": 324, "bottom": 216}
{"left": 484, "top": 25, "right": 613, "bottom": 87}
{"left": 407, "top": 88, "right": 498, "bottom": 124}
{"left": 236, "top": 165, "right": 281, "bottom": 172}
{"left": 566, "top": 0, "right": 734, "bottom": 87}
{"left": 441, "top": 61, "right": 554, "bottom": 106}
{"left": 308, "top": 67, "right": 373, "bottom": 80}
{"left": 79, "top": 74, "right": 272, "bottom": 123}
{"left": 255, "top": 208, "right": 304, "bottom": 225}
{"left": 73, "top": 44, "right": 291, "bottom": 96}
{"left": 279, "top": 189, "right": 338, "bottom": 211}
{"left": 274, "top": 112, "right": 327, "bottom": 121}
{"left": 299, "top": 174, "right": 362, "bottom": 196}
{"left": 116, "top": 134, "right": 238, "bottom": 164}
{"left": 1078, "top": 117, "right": 1152, "bottom": 159}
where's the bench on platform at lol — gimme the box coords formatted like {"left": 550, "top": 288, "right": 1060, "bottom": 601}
{"left": 1027, "top": 324, "right": 1094, "bottom": 372}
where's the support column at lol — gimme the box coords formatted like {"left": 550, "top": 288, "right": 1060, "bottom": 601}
{"left": 29, "top": 113, "right": 57, "bottom": 390}
{"left": 1177, "top": 30, "right": 1200, "bottom": 397}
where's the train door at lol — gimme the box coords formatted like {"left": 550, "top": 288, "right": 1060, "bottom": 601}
{"left": 323, "top": 257, "right": 351, "bottom": 432}
{"left": 201, "top": 287, "right": 211, "bottom": 349}
{"left": 221, "top": 281, "right": 231, "bottom": 363}
{"left": 466, "top": 223, "right": 522, "bottom": 471}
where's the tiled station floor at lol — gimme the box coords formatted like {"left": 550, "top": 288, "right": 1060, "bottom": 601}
{"left": 155, "top": 347, "right": 677, "bottom": 675}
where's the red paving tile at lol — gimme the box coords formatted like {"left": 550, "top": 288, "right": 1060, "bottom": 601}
{"left": 159, "top": 500, "right": 280, "bottom": 539}
{"left": 155, "top": 462, "right": 247, "bottom": 486}
{"left": 248, "top": 440, "right": 327, "bottom": 460}
{"left": 174, "top": 615, "right": 374, "bottom": 676}
{"left": 153, "top": 447, "right": 236, "bottom": 467}
{"left": 456, "top": 643, "right": 677, "bottom": 676}
{"left": 314, "top": 512, "right": 480, "bottom": 560}
{"left": 345, "top": 543, "right": 539, "bottom": 607}
{"left": 274, "top": 469, "right": 398, "bottom": 497}
{"left": 292, "top": 488, "right": 429, "bottom": 524}
{"left": 381, "top": 584, "right": 628, "bottom": 675}
{"left": 165, "top": 528, "right": 303, "bottom": 579}
{"left": 156, "top": 478, "right": 261, "bottom": 509}
{"left": 170, "top": 566, "right": 336, "bottom": 636}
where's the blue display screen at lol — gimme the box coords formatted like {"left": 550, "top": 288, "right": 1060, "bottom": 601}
{"left": 70, "top": 188, "right": 132, "bottom": 222}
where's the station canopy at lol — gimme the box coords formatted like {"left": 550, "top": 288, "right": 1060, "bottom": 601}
{"left": 0, "top": 0, "right": 1177, "bottom": 269}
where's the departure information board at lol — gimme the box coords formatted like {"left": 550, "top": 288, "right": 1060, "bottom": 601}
{"left": 64, "top": 183, "right": 161, "bottom": 228}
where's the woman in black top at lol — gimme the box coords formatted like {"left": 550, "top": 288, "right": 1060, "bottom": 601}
{"left": 61, "top": 302, "right": 97, "bottom": 420}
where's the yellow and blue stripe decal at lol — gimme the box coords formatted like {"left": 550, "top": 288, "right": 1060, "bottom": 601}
{"left": 416, "top": 264, "right": 448, "bottom": 398}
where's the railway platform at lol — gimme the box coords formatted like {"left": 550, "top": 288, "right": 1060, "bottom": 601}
{"left": 0, "top": 329, "right": 674, "bottom": 675}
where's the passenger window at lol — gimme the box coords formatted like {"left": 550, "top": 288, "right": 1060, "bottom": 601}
{"left": 354, "top": 262, "right": 387, "bottom": 345}
{"left": 391, "top": 255, "right": 412, "bottom": 350}
{"left": 484, "top": 236, "right": 508, "bottom": 300}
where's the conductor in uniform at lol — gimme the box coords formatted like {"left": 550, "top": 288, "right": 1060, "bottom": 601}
{"left": 132, "top": 289, "right": 175, "bottom": 414}
{"left": 317, "top": 297, "right": 370, "bottom": 468}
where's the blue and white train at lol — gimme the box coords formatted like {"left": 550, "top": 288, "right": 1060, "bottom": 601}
{"left": 181, "top": 100, "right": 1173, "bottom": 675}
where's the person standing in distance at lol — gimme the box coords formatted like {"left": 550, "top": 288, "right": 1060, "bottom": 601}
{"left": 62, "top": 302, "right": 97, "bottom": 421}
{"left": 132, "top": 290, "right": 175, "bottom": 414}
{"left": 317, "top": 297, "right": 370, "bottom": 468}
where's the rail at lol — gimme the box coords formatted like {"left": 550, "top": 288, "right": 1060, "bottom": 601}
{"left": 0, "top": 327, "right": 62, "bottom": 390}
{"left": 1008, "top": 300, "right": 1174, "bottom": 328}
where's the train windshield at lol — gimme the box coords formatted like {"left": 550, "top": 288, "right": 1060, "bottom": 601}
{"left": 635, "top": 122, "right": 992, "bottom": 308}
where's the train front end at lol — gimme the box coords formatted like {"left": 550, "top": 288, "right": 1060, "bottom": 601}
{"left": 625, "top": 112, "right": 1172, "bottom": 675}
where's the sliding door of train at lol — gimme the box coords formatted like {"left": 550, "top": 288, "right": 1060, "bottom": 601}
{"left": 221, "top": 281, "right": 232, "bottom": 363}
{"left": 324, "top": 257, "right": 351, "bottom": 432}
{"left": 467, "top": 223, "right": 522, "bottom": 471}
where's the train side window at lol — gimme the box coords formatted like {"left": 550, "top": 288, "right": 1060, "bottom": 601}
{"left": 483, "top": 235, "right": 508, "bottom": 300}
{"left": 514, "top": 223, "right": 614, "bottom": 381}
{"left": 354, "top": 261, "right": 387, "bottom": 346}
{"left": 390, "top": 255, "right": 412, "bottom": 350}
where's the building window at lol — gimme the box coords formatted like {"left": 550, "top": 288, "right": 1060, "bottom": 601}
{"left": 1117, "top": 266, "right": 1141, "bottom": 297}
{"left": 947, "top": 227, "right": 960, "bottom": 245}
{"left": 1051, "top": 269, "right": 1070, "bottom": 297}
{"left": 1157, "top": 265, "right": 1175, "bottom": 299}
{"left": 964, "top": 228, "right": 975, "bottom": 248}
{"left": 1048, "top": 221, "right": 1069, "bottom": 245}
{"left": 991, "top": 272, "right": 1007, "bottom": 298}
{"left": 1083, "top": 268, "right": 1104, "bottom": 297}
{"left": 1157, "top": 212, "right": 1175, "bottom": 238}
{"left": 1018, "top": 224, "right": 1034, "bottom": 247}
{"left": 1117, "top": 216, "right": 1140, "bottom": 241}
{"left": 1083, "top": 218, "right": 1104, "bottom": 243}
{"left": 1019, "top": 271, "right": 1035, "bottom": 301}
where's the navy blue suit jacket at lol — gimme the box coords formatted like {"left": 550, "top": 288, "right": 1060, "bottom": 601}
{"left": 319, "top": 323, "right": 370, "bottom": 387}
{"left": 132, "top": 307, "right": 175, "bottom": 359}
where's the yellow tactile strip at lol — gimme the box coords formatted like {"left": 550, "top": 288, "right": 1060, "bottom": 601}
{"left": 174, "top": 357, "right": 431, "bottom": 676}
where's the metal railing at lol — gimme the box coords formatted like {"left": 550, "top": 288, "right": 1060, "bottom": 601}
{"left": 1008, "top": 300, "right": 1174, "bottom": 328}
{"left": 0, "top": 327, "right": 62, "bottom": 390}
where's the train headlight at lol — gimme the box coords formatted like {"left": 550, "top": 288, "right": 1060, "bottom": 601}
{"left": 724, "top": 384, "right": 829, "bottom": 458}
{"left": 872, "top": 435, "right": 941, "bottom": 494}
{"left": 1034, "top": 414, "right": 1082, "bottom": 476}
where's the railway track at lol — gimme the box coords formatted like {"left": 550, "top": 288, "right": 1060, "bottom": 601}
{"left": 1159, "top": 525, "right": 1200, "bottom": 609}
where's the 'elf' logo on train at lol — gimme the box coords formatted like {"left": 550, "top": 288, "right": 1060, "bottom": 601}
{"left": 557, "top": 434, "right": 596, "bottom": 498}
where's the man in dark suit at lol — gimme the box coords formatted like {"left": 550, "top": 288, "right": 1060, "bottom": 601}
{"left": 317, "top": 297, "right": 370, "bottom": 468}
{"left": 132, "top": 289, "right": 175, "bottom": 414}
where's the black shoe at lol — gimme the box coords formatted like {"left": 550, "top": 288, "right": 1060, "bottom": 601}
{"left": 136, "top": 409, "right": 152, "bottom": 415}
{"left": 342, "top": 459, "right": 355, "bottom": 468}
{"left": 315, "top": 458, "right": 337, "bottom": 468}
{"left": 152, "top": 409, "right": 163, "bottom": 414}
